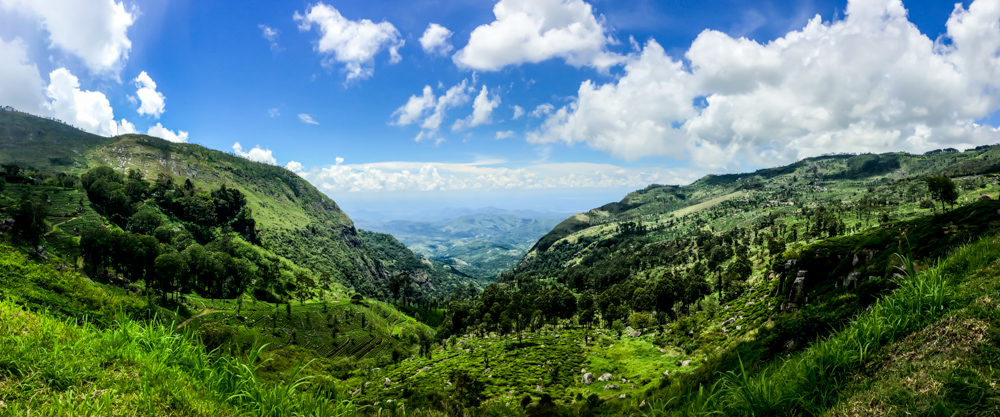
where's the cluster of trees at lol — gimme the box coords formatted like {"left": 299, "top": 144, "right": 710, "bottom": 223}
{"left": 80, "top": 227, "right": 255, "bottom": 299}
{"left": 81, "top": 167, "right": 257, "bottom": 243}
{"left": 77, "top": 166, "right": 324, "bottom": 302}
{"left": 2, "top": 164, "right": 77, "bottom": 188}
{"left": 925, "top": 175, "right": 959, "bottom": 212}
{"left": 6, "top": 192, "right": 49, "bottom": 244}
{"left": 438, "top": 281, "right": 577, "bottom": 341}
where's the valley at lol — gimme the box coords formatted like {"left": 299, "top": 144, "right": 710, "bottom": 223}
{"left": 356, "top": 211, "right": 563, "bottom": 281}
{"left": 2, "top": 109, "right": 1000, "bottom": 416}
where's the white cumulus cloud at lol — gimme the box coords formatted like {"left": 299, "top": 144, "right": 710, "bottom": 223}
{"left": 148, "top": 122, "right": 188, "bottom": 143}
{"left": 392, "top": 85, "right": 435, "bottom": 126}
{"left": 512, "top": 105, "right": 525, "bottom": 120}
{"left": 259, "top": 24, "right": 281, "bottom": 51}
{"left": 453, "top": 85, "right": 500, "bottom": 131}
{"left": 233, "top": 142, "right": 277, "bottom": 165}
{"left": 43, "top": 67, "right": 121, "bottom": 136}
{"left": 453, "top": 0, "right": 622, "bottom": 71}
{"left": 0, "top": 38, "right": 47, "bottom": 114}
{"left": 133, "top": 71, "right": 165, "bottom": 118}
{"left": 116, "top": 118, "right": 136, "bottom": 135}
{"left": 392, "top": 80, "right": 475, "bottom": 143}
{"left": 530, "top": 0, "right": 1000, "bottom": 169}
{"left": 0, "top": 0, "right": 136, "bottom": 77}
{"left": 294, "top": 3, "right": 404, "bottom": 82}
{"left": 292, "top": 159, "right": 693, "bottom": 193}
{"left": 530, "top": 103, "right": 554, "bottom": 118}
{"left": 285, "top": 160, "right": 305, "bottom": 174}
{"left": 496, "top": 130, "right": 516, "bottom": 140}
{"left": 420, "top": 23, "right": 453, "bottom": 56}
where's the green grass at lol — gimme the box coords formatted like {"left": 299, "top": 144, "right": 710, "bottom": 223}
{"left": 645, "top": 235, "right": 1000, "bottom": 416}
{"left": 0, "top": 244, "right": 362, "bottom": 416}
{"left": 0, "top": 244, "right": 148, "bottom": 324}
{"left": 0, "top": 298, "right": 362, "bottom": 416}
{"left": 180, "top": 295, "right": 433, "bottom": 383}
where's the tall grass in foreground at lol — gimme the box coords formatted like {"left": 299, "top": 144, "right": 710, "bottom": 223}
{"left": 0, "top": 299, "right": 358, "bottom": 417}
{"left": 645, "top": 237, "right": 1000, "bottom": 417}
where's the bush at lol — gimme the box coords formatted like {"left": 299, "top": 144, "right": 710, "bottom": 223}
{"left": 628, "top": 311, "right": 657, "bottom": 330}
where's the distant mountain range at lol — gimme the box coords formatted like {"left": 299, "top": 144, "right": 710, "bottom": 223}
{"left": 350, "top": 206, "right": 573, "bottom": 223}
{"left": 356, "top": 212, "right": 563, "bottom": 280}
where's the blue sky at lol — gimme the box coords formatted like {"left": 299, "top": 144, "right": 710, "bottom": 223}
{"left": 1, "top": 0, "right": 997, "bottom": 217}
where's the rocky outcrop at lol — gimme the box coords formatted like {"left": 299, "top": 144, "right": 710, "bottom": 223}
{"left": 581, "top": 373, "right": 594, "bottom": 384}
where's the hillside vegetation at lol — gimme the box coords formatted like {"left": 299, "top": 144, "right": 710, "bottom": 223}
{"left": 0, "top": 108, "right": 474, "bottom": 299}
{"left": 374, "top": 146, "right": 1000, "bottom": 415}
{"left": 4, "top": 107, "right": 1000, "bottom": 416}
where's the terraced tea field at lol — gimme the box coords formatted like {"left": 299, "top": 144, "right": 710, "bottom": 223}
{"left": 181, "top": 295, "right": 432, "bottom": 363}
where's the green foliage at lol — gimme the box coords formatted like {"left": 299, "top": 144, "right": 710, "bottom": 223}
{"left": 9, "top": 191, "right": 49, "bottom": 244}
{"left": 360, "top": 229, "right": 475, "bottom": 298}
{"left": 925, "top": 175, "right": 959, "bottom": 211}
{"left": 648, "top": 236, "right": 1000, "bottom": 416}
{"left": 0, "top": 296, "right": 360, "bottom": 416}
{"left": 0, "top": 244, "right": 149, "bottom": 323}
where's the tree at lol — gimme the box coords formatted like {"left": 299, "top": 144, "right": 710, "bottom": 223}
{"left": 154, "top": 252, "right": 189, "bottom": 299}
{"left": 81, "top": 226, "right": 112, "bottom": 277}
{"left": 729, "top": 257, "right": 752, "bottom": 282}
{"left": 925, "top": 175, "right": 958, "bottom": 211}
{"left": 294, "top": 271, "right": 315, "bottom": 305}
{"left": 127, "top": 210, "right": 163, "bottom": 235}
{"left": 451, "top": 369, "right": 485, "bottom": 408}
{"left": 10, "top": 192, "right": 49, "bottom": 245}
{"left": 389, "top": 271, "right": 412, "bottom": 303}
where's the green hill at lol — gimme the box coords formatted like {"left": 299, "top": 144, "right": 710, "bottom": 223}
{"left": 0, "top": 108, "right": 478, "bottom": 298}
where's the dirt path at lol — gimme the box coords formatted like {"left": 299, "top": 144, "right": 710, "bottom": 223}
{"left": 45, "top": 215, "right": 79, "bottom": 237}
{"left": 176, "top": 309, "right": 219, "bottom": 329}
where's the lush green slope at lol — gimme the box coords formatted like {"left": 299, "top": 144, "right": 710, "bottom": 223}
{"left": 0, "top": 244, "right": 364, "bottom": 417}
{"left": 0, "top": 109, "right": 117, "bottom": 172}
{"left": 0, "top": 108, "right": 474, "bottom": 298}
{"left": 359, "top": 229, "right": 484, "bottom": 296}
{"left": 520, "top": 148, "right": 1000, "bottom": 274}
{"left": 646, "top": 234, "right": 1000, "bottom": 416}
{"left": 87, "top": 134, "right": 392, "bottom": 295}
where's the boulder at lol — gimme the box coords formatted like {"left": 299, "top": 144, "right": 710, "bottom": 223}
{"left": 604, "top": 384, "right": 621, "bottom": 390}
{"left": 843, "top": 272, "right": 861, "bottom": 289}
{"left": 681, "top": 360, "right": 691, "bottom": 367}
{"left": 535, "top": 385, "right": 544, "bottom": 393}
{"left": 582, "top": 372, "right": 595, "bottom": 384}
{"left": 598, "top": 373, "right": 613, "bottom": 382}
{"left": 384, "top": 377, "right": 392, "bottom": 386}
{"left": 789, "top": 273, "right": 807, "bottom": 304}
{"left": 618, "top": 393, "right": 628, "bottom": 399}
